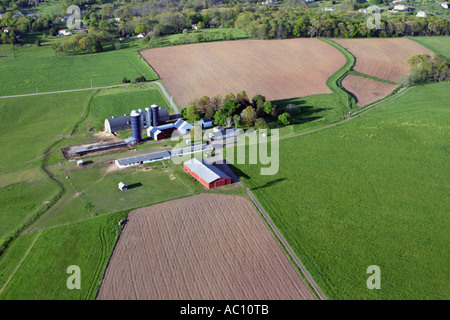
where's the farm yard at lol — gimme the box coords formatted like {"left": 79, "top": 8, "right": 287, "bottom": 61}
{"left": 141, "top": 39, "right": 347, "bottom": 108}
{"left": 332, "top": 38, "right": 434, "bottom": 83}
{"left": 341, "top": 75, "right": 398, "bottom": 106}
{"left": 96, "top": 194, "right": 315, "bottom": 300}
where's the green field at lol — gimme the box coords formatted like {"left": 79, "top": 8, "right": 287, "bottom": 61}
{"left": 0, "top": 36, "right": 157, "bottom": 96}
{"left": 232, "top": 82, "right": 450, "bottom": 299}
{"left": 86, "top": 83, "right": 172, "bottom": 130}
{"left": 409, "top": 36, "right": 450, "bottom": 58}
{"left": 0, "top": 211, "right": 126, "bottom": 299}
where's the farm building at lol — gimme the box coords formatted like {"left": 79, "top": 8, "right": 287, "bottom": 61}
{"left": 147, "top": 126, "right": 168, "bottom": 141}
{"left": 201, "top": 118, "right": 213, "bottom": 129}
{"left": 208, "top": 127, "right": 243, "bottom": 141}
{"left": 118, "top": 182, "right": 128, "bottom": 191}
{"left": 115, "top": 151, "right": 171, "bottom": 168}
{"left": 174, "top": 119, "right": 194, "bottom": 135}
{"left": 147, "top": 119, "right": 194, "bottom": 140}
{"left": 184, "top": 158, "right": 231, "bottom": 189}
{"left": 104, "top": 106, "right": 169, "bottom": 133}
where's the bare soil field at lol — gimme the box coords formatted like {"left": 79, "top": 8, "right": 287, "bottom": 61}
{"left": 333, "top": 38, "right": 433, "bottom": 83}
{"left": 97, "top": 194, "right": 315, "bottom": 300}
{"left": 342, "top": 74, "right": 398, "bottom": 106}
{"left": 141, "top": 39, "right": 346, "bottom": 108}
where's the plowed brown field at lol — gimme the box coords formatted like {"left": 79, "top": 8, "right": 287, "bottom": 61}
{"left": 333, "top": 38, "right": 433, "bottom": 83}
{"left": 342, "top": 75, "right": 398, "bottom": 106}
{"left": 141, "top": 39, "right": 346, "bottom": 108}
{"left": 97, "top": 194, "right": 315, "bottom": 300}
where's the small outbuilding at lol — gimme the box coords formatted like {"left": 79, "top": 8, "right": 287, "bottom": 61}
{"left": 118, "top": 182, "right": 128, "bottom": 191}
{"left": 201, "top": 118, "right": 214, "bottom": 129}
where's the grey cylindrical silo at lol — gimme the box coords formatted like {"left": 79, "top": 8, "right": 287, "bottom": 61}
{"left": 145, "top": 107, "right": 151, "bottom": 128}
{"left": 130, "top": 110, "right": 142, "bottom": 143}
{"left": 151, "top": 104, "right": 159, "bottom": 127}
{"left": 138, "top": 108, "right": 144, "bottom": 129}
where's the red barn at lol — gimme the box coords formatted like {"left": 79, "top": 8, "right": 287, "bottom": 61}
{"left": 183, "top": 158, "right": 232, "bottom": 189}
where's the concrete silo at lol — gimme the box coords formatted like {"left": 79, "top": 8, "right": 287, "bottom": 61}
{"left": 144, "top": 107, "right": 151, "bottom": 128}
{"left": 130, "top": 110, "right": 142, "bottom": 143}
{"left": 151, "top": 104, "right": 159, "bottom": 127}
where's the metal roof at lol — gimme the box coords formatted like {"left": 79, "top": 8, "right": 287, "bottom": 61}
{"left": 184, "top": 158, "right": 231, "bottom": 183}
{"left": 115, "top": 151, "right": 171, "bottom": 167}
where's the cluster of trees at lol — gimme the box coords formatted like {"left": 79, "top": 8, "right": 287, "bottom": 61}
{"left": 0, "top": 12, "right": 53, "bottom": 44}
{"left": 405, "top": 54, "right": 449, "bottom": 84}
{"left": 181, "top": 90, "right": 293, "bottom": 129}
{"left": 53, "top": 32, "right": 103, "bottom": 54}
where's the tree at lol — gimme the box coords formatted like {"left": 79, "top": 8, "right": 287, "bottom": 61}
{"left": 272, "top": 106, "right": 279, "bottom": 118}
{"left": 211, "top": 93, "right": 222, "bottom": 110}
{"left": 214, "top": 109, "right": 228, "bottom": 126}
{"left": 278, "top": 112, "right": 291, "bottom": 125}
{"left": 134, "top": 23, "right": 147, "bottom": 35}
{"left": 236, "top": 90, "right": 249, "bottom": 102}
{"left": 241, "top": 106, "right": 257, "bottom": 127}
{"left": 186, "top": 105, "right": 200, "bottom": 122}
{"left": 263, "top": 101, "right": 275, "bottom": 115}
{"left": 224, "top": 92, "right": 236, "bottom": 102}
{"left": 204, "top": 104, "right": 215, "bottom": 119}
{"left": 122, "top": 77, "right": 131, "bottom": 83}
{"left": 255, "top": 118, "right": 267, "bottom": 129}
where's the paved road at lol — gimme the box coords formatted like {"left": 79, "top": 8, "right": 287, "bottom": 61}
{"left": 245, "top": 188, "right": 327, "bottom": 300}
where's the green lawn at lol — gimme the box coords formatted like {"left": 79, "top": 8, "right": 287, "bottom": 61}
{"left": 232, "top": 82, "right": 450, "bottom": 299}
{"left": 409, "top": 36, "right": 450, "bottom": 59}
{"left": 0, "top": 36, "right": 158, "bottom": 96}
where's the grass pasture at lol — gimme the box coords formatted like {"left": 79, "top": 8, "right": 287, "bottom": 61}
{"left": 232, "top": 82, "right": 450, "bottom": 299}
{"left": 408, "top": 36, "right": 450, "bottom": 58}
{"left": 0, "top": 38, "right": 157, "bottom": 96}
{"left": 0, "top": 211, "right": 126, "bottom": 300}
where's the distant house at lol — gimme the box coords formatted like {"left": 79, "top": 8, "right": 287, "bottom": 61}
{"left": 394, "top": 4, "right": 407, "bottom": 10}
{"left": 392, "top": 0, "right": 404, "bottom": 3}
{"left": 304, "top": 0, "right": 315, "bottom": 3}
{"left": 57, "top": 29, "right": 72, "bottom": 37}
{"left": 440, "top": 2, "right": 448, "bottom": 9}
{"left": 191, "top": 24, "right": 198, "bottom": 30}
{"left": 136, "top": 33, "right": 145, "bottom": 38}
{"left": 358, "top": 8, "right": 368, "bottom": 13}
{"left": 416, "top": 11, "right": 427, "bottom": 17}
{"left": 323, "top": 7, "right": 335, "bottom": 11}
{"left": 201, "top": 118, "right": 213, "bottom": 129}
{"left": 261, "top": 0, "right": 276, "bottom": 4}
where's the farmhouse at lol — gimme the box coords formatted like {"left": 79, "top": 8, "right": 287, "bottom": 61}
{"left": 183, "top": 158, "right": 231, "bottom": 189}
{"left": 57, "top": 29, "right": 72, "bottom": 37}
{"left": 440, "top": 2, "right": 448, "bottom": 9}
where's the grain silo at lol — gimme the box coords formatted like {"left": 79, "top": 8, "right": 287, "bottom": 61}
{"left": 151, "top": 104, "right": 159, "bottom": 127}
{"left": 130, "top": 110, "right": 142, "bottom": 143}
{"left": 144, "top": 107, "right": 151, "bottom": 128}
{"left": 138, "top": 108, "right": 144, "bottom": 129}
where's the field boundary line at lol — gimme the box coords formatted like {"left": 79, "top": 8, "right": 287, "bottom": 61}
{"left": 0, "top": 232, "right": 41, "bottom": 296}
{"left": 245, "top": 188, "right": 326, "bottom": 300}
